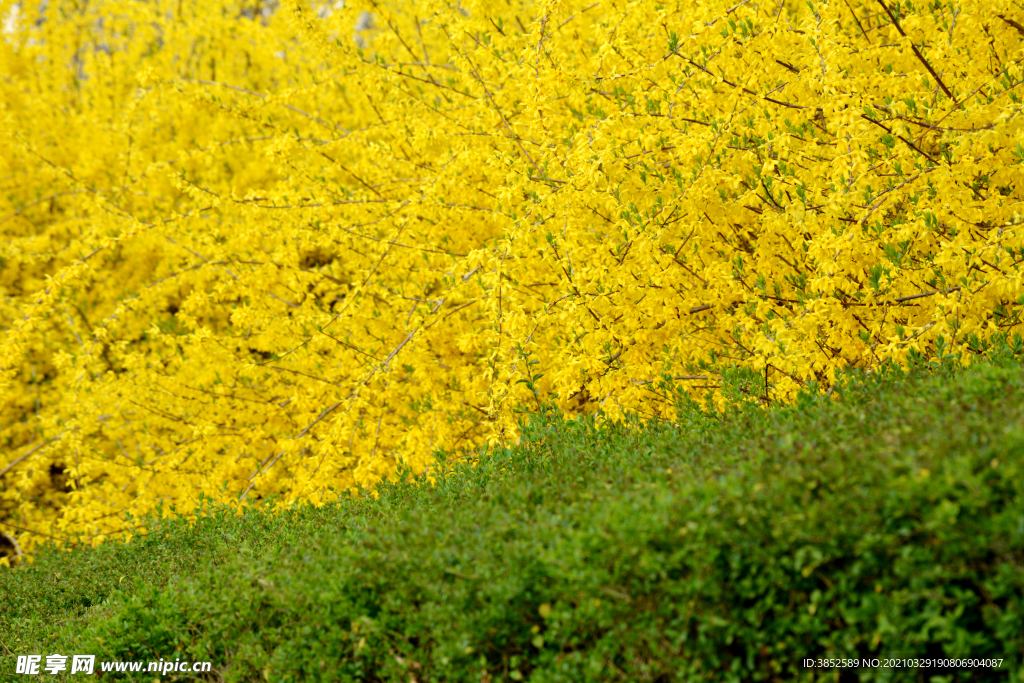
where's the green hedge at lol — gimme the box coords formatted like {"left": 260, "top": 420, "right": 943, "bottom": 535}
{"left": 2, "top": 356, "right": 1023, "bottom": 682}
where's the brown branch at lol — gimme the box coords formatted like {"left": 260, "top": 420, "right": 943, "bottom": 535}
{"left": 894, "top": 286, "right": 961, "bottom": 303}
{"left": 0, "top": 521, "right": 69, "bottom": 543}
{"left": 631, "top": 375, "right": 709, "bottom": 386}
{"left": 674, "top": 54, "right": 805, "bottom": 109}
{"left": 0, "top": 438, "right": 58, "bottom": 479}
{"left": 451, "top": 36, "right": 542, "bottom": 176}
{"left": 775, "top": 59, "right": 801, "bottom": 74}
{"left": 844, "top": 0, "right": 870, "bottom": 43}
{"left": 997, "top": 14, "right": 1024, "bottom": 39}
{"left": 369, "top": 414, "right": 384, "bottom": 459}
{"left": 860, "top": 114, "right": 941, "bottom": 165}
{"left": 859, "top": 170, "right": 929, "bottom": 225}
{"left": 0, "top": 190, "right": 87, "bottom": 226}
{"left": 876, "top": 0, "right": 957, "bottom": 104}
{"left": 181, "top": 79, "right": 350, "bottom": 133}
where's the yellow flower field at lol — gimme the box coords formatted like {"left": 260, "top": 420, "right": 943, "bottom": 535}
{"left": 1, "top": 0, "right": 1021, "bottom": 557}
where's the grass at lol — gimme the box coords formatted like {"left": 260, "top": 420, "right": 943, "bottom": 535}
{"left": 1, "top": 354, "right": 1023, "bottom": 682}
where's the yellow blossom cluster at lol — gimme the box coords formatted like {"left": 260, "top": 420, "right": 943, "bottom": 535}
{"left": 1, "top": 0, "right": 1022, "bottom": 557}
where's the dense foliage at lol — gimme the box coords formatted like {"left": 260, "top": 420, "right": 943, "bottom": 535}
{"left": 1, "top": 355, "right": 1022, "bottom": 681}
{"left": 1, "top": 0, "right": 1023, "bottom": 551}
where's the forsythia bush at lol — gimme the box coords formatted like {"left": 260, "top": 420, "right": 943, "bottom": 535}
{"left": 0, "top": 0, "right": 1021, "bottom": 556}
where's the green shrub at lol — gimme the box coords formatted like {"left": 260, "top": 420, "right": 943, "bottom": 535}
{"left": 2, "top": 357, "right": 1023, "bottom": 681}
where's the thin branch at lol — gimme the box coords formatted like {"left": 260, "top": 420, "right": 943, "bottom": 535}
{"left": 0, "top": 190, "right": 86, "bottom": 226}
{"left": 0, "top": 520, "right": 70, "bottom": 543}
{"left": 997, "top": 14, "right": 1024, "bottom": 39}
{"left": 876, "top": 0, "right": 957, "bottom": 104}
{"left": 369, "top": 414, "right": 384, "bottom": 459}
{"left": 631, "top": 375, "right": 709, "bottom": 386}
{"left": 0, "top": 437, "right": 58, "bottom": 479}
{"left": 894, "top": 286, "right": 961, "bottom": 303}
{"left": 181, "top": 79, "right": 350, "bottom": 133}
{"left": 843, "top": 0, "right": 870, "bottom": 43}
{"left": 671, "top": 54, "right": 805, "bottom": 109}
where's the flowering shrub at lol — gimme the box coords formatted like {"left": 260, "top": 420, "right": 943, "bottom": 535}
{"left": 1, "top": 0, "right": 1022, "bottom": 555}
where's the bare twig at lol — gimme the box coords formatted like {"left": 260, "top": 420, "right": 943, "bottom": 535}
{"left": 181, "top": 79, "right": 350, "bottom": 133}
{"left": 898, "top": 320, "right": 937, "bottom": 345}
{"left": 369, "top": 414, "right": 384, "bottom": 459}
{"left": 844, "top": 0, "right": 870, "bottom": 43}
{"left": 0, "top": 521, "right": 69, "bottom": 543}
{"left": 876, "top": 0, "right": 957, "bottom": 104}
{"left": 997, "top": 14, "right": 1024, "bottom": 39}
{"left": 0, "top": 438, "right": 57, "bottom": 479}
{"left": 631, "top": 375, "right": 709, "bottom": 386}
{"left": 0, "top": 190, "right": 86, "bottom": 226}
{"left": 894, "top": 286, "right": 961, "bottom": 303}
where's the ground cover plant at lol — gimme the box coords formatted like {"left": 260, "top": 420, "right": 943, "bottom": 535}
{"left": 1, "top": 352, "right": 1022, "bottom": 681}
{"left": 1, "top": 0, "right": 1023, "bottom": 553}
